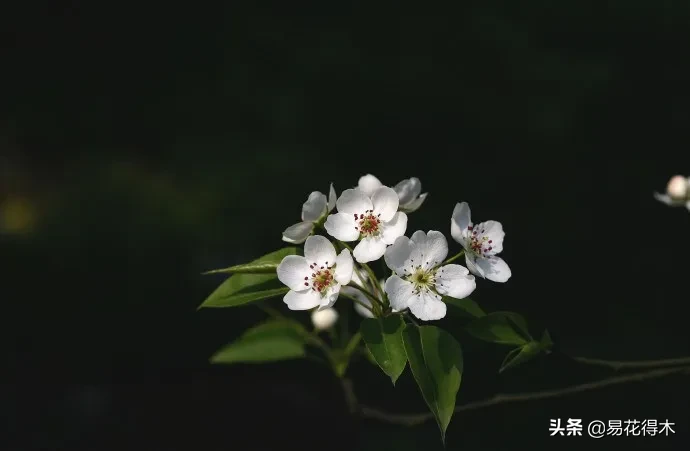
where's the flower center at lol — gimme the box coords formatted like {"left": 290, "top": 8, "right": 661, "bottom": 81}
{"left": 407, "top": 267, "right": 437, "bottom": 296}
{"left": 467, "top": 224, "right": 493, "bottom": 257}
{"left": 305, "top": 261, "right": 336, "bottom": 295}
{"left": 354, "top": 210, "right": 382, "bottom": 237}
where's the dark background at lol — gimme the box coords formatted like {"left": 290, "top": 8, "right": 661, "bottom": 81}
{"left": 2, "top": 2, "right": 689, "bottom": 450}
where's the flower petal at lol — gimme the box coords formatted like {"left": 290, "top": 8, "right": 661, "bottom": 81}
{"left": 372, "top": 186, "right": 399, "bottom": 221}
{"left": 327, "top": 183, "right": 337, "bottom": 212}
{"left": 384, "top": 235, "right": 414, "bottom": 275}
{"left": 409, "top": 230, "right": 448, "bottom": 270}
{"left": 304, "top": 235, "right": 337, "bottom": 268}
{"left": 353, "top": 236, "right": 387, "bottom": 263}
{"left": 281, "top": 221, "right": 313, "bottom": 244}
{"left": 400, "top": 192, "right": 427, "bottom": 213}
{"left": 324, "top": 213, "right": 359, "bottom": 241}
{"left": 381, "top": 212, "right": 408, "bottom": 244}
{"left": 284, "top": 289, "right": 321, "bottom": 310}
{"left": 334, "top": 248, "right": 353, "bottom": 285}
{"left": 476, "top": 220, "right": 505, "bottom": 255}
{"left": 464, "top": 253, "right": 484, "bottom": 278}
{"left": 394, "top": 177, "right": 422, "bottom": 205}
{"left": 358, "top": 174, "right": 383, "bottom": 197}
{"left": 277, "top": 255, "right": 311, "bottom": 290}
{"left": 301, "top": 191, "right": 328, "bottom": 222}
{"left": 408, "top": 291, "right": 446, "bottom": 321}
{"left": 336, "top": 188, "right": 373, "bottom": 215}
{"left": 384, "top": 275, "right": 416, "bottom": 311}
{"left": 319, "top": 286, "right": 341, "bottom": 309}
{"left": 473, "top": 256, "right": 512, "bottom": 283}
{"left": 451, "top": 202, "right": 472, "bottom": 244}
{"left": 435, "top": 264, "right": 476, "bottom": 299}
{"left": 353, "top": 298, "right": 375, "bottom": 318}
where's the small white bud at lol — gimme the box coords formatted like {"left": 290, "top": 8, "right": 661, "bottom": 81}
{"left": 666, "top": 175, "right": 688, "bottom": 200}
{"left": 311, "top": 307, "right": 338, "bottom": 330}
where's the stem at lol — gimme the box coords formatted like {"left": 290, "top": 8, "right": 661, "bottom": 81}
{"left": 404, "top": 312, "right": 419, "bottom": 327}
{"left": 340, "top": 293, "right": 374, "bottom": 314}
{"left": 572, "top": 355, "right": 690, "bottom": 371}
{"left": 344, "top": 332, "right": 362, "bottom": 358}
{"left": 349, "top": 284, "right": 385, "bottom": 310}
{"left": 435, "top": 250, "right": 464, "bottom": 269}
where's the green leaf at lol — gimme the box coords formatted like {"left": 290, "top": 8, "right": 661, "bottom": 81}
{"left": 443, "top": 296, "right": 486, "bottom": 318}
{"left": 465, "top": 311, "right": 532, "bottom": 345}
{"left": 202, "top": 247, "right": 299, "bottom": 274}
{"left": 198, "top": 247, "right": 299, "bottom": 308}
{"left": 403, "top": 325, "right": 463, "bottom": 443}
{"left": 360, "top": 316, "right": 407, "bottom": 384}
{"left": 500, "top": 330, "right": 554, "bottom": 373}
{"left": 210, "top": 319, "right": 307, "bottom": 364}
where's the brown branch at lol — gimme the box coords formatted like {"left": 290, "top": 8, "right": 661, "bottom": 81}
{"left": 355, "top": 365, "right": 690, "bottom": 426}
{"left": 571, "top": 355, "right": 690, "bottom": 370}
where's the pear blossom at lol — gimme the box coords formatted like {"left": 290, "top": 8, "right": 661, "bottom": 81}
{"left": 451, "top": 202, "right": 512, "bottom": 283}
{"left": 324, "top": 187, "right": 407, "bottom": 263}
{"left": 357, "top": 174, "right": 428, "bottom": 213}
{"left": 654, "top": 175, "right": 690, "bottom": 210}
{"left": 311, "top": 307, "right": 339, "bottom": 330}
{"left": 282, "top": 184, "right": 337, "bottom": 244}
{"left": 340, "top": 268, "right": 389, "bottom": 318}
{"left": 384, "top": 230, "right": 476, "bottom": 321}
{"left": 277, "top": 235, "right": 353, "bottom": 310}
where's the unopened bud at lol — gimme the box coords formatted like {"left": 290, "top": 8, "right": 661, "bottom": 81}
{"left": 666, "top": 175, "right": 688, "bottom": 200}
{"left": 311, "top": 307, "right": 339, "bottom": 330}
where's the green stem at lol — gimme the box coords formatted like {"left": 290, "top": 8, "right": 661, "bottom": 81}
{"left": 340, "top": 293, "right": 375, "bottom": 314}
{"left": 344, "top": 332, "right": 362, "bottom": 358}
{"left": 435, "top": 250, "right": 465, "bottom": 269}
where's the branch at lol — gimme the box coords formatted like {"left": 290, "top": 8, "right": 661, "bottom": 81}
{"left": 355, "top": 365, "right": 690, "bottom": 426}
{"left": 572, "top": 355, "right": 690, "bottom": 370}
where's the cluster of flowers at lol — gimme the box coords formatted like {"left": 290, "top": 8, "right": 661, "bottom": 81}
{"left": 277, "top": 174, "right": 512, "bottom": 328}
{"left": 655, "top": 175, "right": 690, "bottom": 210}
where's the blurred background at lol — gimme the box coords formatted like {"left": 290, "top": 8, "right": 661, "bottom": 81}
{"left": 3, "top": 2, "right": 690, "bottom": 450}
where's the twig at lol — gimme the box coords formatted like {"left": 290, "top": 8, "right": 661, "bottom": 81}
{"left": 355, "top": 365, "right": 690, "bottom": 426}
{"left": 572, "top": 355, "right": 690, "bottom": 370}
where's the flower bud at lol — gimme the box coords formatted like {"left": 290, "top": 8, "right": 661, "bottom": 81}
{"left": 666, "top": 175, "right": 688, "bottom": 200}
{"left": 311, "top": 307, "right": 339, "bottom": 330}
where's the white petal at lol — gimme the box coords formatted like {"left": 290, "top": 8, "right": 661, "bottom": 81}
{"left": 353, "top": 236, "right": 387, "bottom": 263}
{"left": 327, "top": 183, "right": 337, "bottom": 212}
{"left": 349, "top": 268, "right": 368, "bottom": 288}
{"left": 334, "top": 249, "right": 353, "bottom": 285}
{"left": 400, "top": 192, "right": 428, "bottom": 213}
{"left": 654, "top": 192, "right": 685, "bottom": 207}
{"left": 281, "top": 222, "right": 313, "bottom": 244}
{"left": 284, "top": 289, "right": 321, "bottom": 310}
{"left": 451, "top": 202, "right": 472, "bottom": 244}
{"left": 394, "top": 177, "right": 422, "bottom": 205}
{"left": 409, "top": 230, "right": 448, "bottom": 270}
{"left": 324, "top": 213, "right": 360, "bottom": 241}
{"left": 408, "top": 291, "right": 446, "bottom": 321}
{"left": 686, "top": 201, "right": 690, "bottom": 211}
{"left": 465, "top": 254, "right": 484, "bottom": 278}
{"left": 475, "top": 220, "right": 505, "bottom": 255}
{"left": 381, "top": 212, "right": 408, "bottom": 245}
{"left": 354, "top": 299, "right": 375, "bottom": 318}
{"left": 384, "top": 275, "right": 416, "bottom": 311}
{"left": 336, "top": 188, "right": 373, "bottom": 215}
{"left": 301, "top": 191, "right": 328, "bottom": 222}
{"left": 435, "top": 264, "right": 476, "bottom": 299}
{"left": 319, "top": 286, "right": 341, "bottom": 309}
{"left": 277, "top": 255, "right": 311, "bottom": 291}
{"left": 304, "top": 235, "right": 337, "bottom": 268}
{"left": 473, "top": 256, "right": 512, "bottom": 283}
{"left": 358, "top": 174, "right": 383, "bottom": 197}
{"left": 372, "top": 186, "right": 399, "bottom": 221}
{"left": 384, "top": 235, "right": 414, "bottom": 275}
{"left": 311, "top": 307, "right": 339, "bottom": 330}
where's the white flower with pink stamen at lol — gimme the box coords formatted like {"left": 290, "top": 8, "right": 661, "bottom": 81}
{"left": 277, "top": 235, "right": 353, "bottom": 310}
{"left": 451, "top": 202, "right": 512, "bottom": 283}
{"left": 282, "top": 184, "right": 337, "bottom": 244}
{"left": 324, "top": 187, "right": 408, "bottom": 263}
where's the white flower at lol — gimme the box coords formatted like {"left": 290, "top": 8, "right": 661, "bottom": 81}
{"left": 282, "top": 184, "right": 337, "bottom": 244}
{"left": 384, "top": 230, "right": 476, "bottom": 321}
{"left": 340, "top": 268, "right": 388, "bottom": 318}
{"left": 324, "top": 187, "right": 407, "bottom": 263}
{"left": 311, "top": 307, "right": 339, "bottom": 330}
{"left": 357, "top": 174, "right": 428, "bottom": 213}
{"left": 450, "top": 202, "right": 512, "bottom": 283}
{"left": 277, "top": 235, "right": 353, "bottom": 310}
{"left": 654, "top": 175, "right": 690, "bottom": 210}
